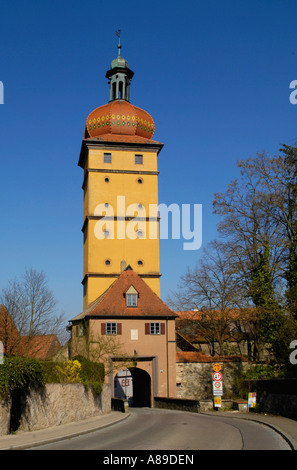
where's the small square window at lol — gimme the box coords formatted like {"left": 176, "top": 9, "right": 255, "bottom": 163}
{"left": 106, "top": 322, "right": 117, "bottom": 335}
{"left": 150, "top": 322, "right": 161, "bottom": 335}
{"left": 126, "top": 293, "right": 138, "bottom": 307}
{"left": 104, "top": 153, "right": 112, "bottom": 163}
{"left": 135, "top": 154, "right": 143, "bottom": 164}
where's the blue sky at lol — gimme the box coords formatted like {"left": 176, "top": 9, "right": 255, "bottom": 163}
{"left": 0, "top": 0, "right": 296, "bottom": 322}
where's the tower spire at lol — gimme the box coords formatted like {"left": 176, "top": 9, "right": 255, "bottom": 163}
{"left": 116, "top": 29, "right": 121, "bottom": 54}
{"left": 106, "top": 31, "right": 134, "bottom": 102}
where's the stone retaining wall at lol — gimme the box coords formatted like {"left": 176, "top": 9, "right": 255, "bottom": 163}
{"left": 0, "top": 383, "right": 111, "bottom": 435}
{"left": 240, "top": 378, "right": 297, "bottom": 420}
{"left": 176, "top": 360, "right": 250, "bottom": 400}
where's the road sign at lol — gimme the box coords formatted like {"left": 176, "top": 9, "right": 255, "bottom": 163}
{"left": 213, "top": 372, "right": 222, "bottom": 381}
{"left": 214, "top": 396, "right": 221, "bottom": 407}
{"left": 248, "top": 392, "right": 256, "bottom": 408}
{"left": 213, "top": 363, "right": 221, "bottom": 372}
{"left": 213, "top": 380, "right": 223, "bottom": 396}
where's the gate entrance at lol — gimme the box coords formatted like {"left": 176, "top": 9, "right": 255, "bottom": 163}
{"left": 114, "top": 368, "right": 133, "bottom": 404}
{"left": 114, "top": 367, "right": 151, "bottom": 407}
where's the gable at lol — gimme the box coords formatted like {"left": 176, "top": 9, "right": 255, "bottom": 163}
{"left": 125, "top": 285, "right": 138, "bottom": 295}
{"left": 70, "top": 266, "right": 177, "bottom": 321}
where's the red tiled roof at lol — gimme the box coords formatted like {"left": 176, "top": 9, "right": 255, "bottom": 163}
{"left": 0, "top": 305, "right": 20, "bottom": 355}
{"left": 175, "top": 310, "right": 202, "bottom": 320}
{"left": 0, "top": 304, "right": 61, "bottom": 359}
{"left": 176, "top": 351, "right": 210, "bottom": 363}
{"left": 72, "top": 266, "right": 177, "bottom": 320}
{"left": 175, "top": 309, "right": 254, "bottom": 321}
{"left": 86, "top": 133, "right": 162, "bottom": 145}
{"left": 176, "top": 351, "right": 248, "bottom": 363}
{"left": 18, "top": 335, "right": 61, "bottom": 360}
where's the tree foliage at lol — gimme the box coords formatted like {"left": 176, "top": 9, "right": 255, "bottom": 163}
{"left": 1, "top": 267, "right": 67, "bottom": 349}
{"left": 170, "top": 144, "right": 297, "bottom": 364}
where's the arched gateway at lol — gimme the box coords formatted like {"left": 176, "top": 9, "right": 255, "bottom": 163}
{"left": 114, "top": 367, "right": 151, "bottom": 407}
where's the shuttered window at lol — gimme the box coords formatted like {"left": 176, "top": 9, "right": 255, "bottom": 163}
{"left": 101, "top": 322, "right": 122, "bottom": 335}
{"left": 145, "top": 322, "right": 165, "bottom": 335}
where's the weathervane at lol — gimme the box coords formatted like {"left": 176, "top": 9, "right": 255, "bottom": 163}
{"left": 116, "top": 29, "right": 121, "bottom": 52}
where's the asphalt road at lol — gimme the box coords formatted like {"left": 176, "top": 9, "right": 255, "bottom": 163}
{"left": 27, "top": 408, "right": 291, "bottom": 451}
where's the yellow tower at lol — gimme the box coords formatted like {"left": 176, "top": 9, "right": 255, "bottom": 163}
{"left": 79, "top": 39, "right": 163, "bottom": 309}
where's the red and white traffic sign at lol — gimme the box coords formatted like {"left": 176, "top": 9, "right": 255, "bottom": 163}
{"left": 212, "top": 372, "right": 222, "bottom": 381}
{"left": 213, "top": 381, "right": 222, "bottom": 389}
{"left": 213, "top": 380, "right": 223, "bottom": 396}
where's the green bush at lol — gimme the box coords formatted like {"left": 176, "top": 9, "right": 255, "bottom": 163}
{"left": 41, "top": 361, "right": 66, "bottom": 383}
{"left": 0, "top": 357, "right": 44, "bottom": 398}
{"left": 240, "top": 364, "right": 285, "bottom": 380}
{"left": 73, "top": 355, "right": 105, "bottom": 395}
{"left": 0, "top": 356, "right": 105, "bottom": 398}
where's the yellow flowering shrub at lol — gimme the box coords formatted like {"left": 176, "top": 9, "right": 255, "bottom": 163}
{"left": 57, "top": 360, "right": 82, "bottom": 383}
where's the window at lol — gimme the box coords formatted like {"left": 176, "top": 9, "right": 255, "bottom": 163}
{"left": 104, "top": 153, "right": 111, "bottom": 163}
{"left": 104, "top": 177, "right": 110, "bottom": 183}
{"left": 106, "top": 322, "right": 117, "bottom": 335}
{"left": 135, "top": 154, "right": 143, "bottom": 165}
{"left": 126, "top": 293, "right": 138, "bottom": 307}
{"left": 101, "top": 322, "right": 122, "bottom": 335}
{"left": 150, "top": 322, "right": 161, "bottom": 335}
{"left": 137, "top": 178, "right": 143, "bottom": 184}
{"left": 145, "top": 322, "right": 165, "bottom": 335}
{"left": 77, "top": 323, "right": 85, "bottom": 337}
{"left": 105, "top": 259, "right": 111, "bottom": 265}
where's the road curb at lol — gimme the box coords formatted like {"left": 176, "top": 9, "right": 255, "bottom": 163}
{"left": 1, "top": 412, "right": 131, "bottom": 450}
{"left": 201, "top": 412, "right": 297, "bottom": 450}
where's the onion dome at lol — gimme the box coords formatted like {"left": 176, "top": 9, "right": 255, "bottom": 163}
{"left": 84, "top": 32, "right": 155, "bottom": 140}
{"left": 85, "top": 100, "right": 155, "bottom": 139}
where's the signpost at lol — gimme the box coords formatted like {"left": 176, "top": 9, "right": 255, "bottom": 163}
{"left": 212, "top": 364, "right": 223, "bottom": 407}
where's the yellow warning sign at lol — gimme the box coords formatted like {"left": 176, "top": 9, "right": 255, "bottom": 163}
{"left": 213, "top": 363, "right": 221, "bottom": 372}
{"left": 214, "top": 396, "right": 221, "bottom": 407}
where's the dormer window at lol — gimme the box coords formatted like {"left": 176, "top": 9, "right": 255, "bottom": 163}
{"left": 125, "top": 285, "right": 138, "bottom": 307}
{"left": 126, "top": 293, "right": 137, "bottom": 307}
